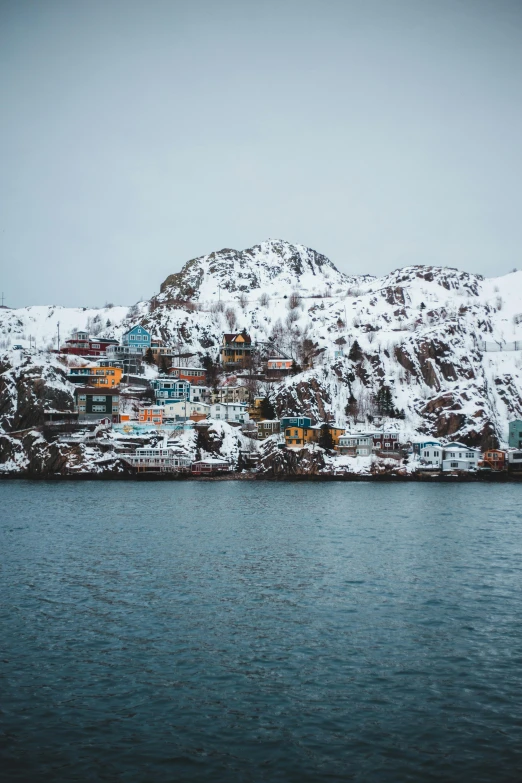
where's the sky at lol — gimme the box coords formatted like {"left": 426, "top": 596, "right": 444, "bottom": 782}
{"left": 1, "top": 0, "right": 521, "bottom": 308}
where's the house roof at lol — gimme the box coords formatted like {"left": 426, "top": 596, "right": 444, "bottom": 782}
{"left": 74, "top": 386, "right": 120, "bottom": 396}
{"left": 223, "top": 332, "right": 252, "bottom": 345}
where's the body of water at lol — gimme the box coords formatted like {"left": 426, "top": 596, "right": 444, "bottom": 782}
{"left": 1, "top": 481, "right": 522, "bottom": 781}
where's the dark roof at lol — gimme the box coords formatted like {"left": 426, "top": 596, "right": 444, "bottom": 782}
{"left": 74, "top": 386, "right": 121, "bottom": 396}
{"left": 223, "top": 332, "right": 252, "bottom": 345}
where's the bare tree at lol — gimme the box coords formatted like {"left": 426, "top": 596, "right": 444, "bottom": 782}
{"left": 259, "top": 292, "right": 270, "bottom": 307}
{"left": 239, "top": 293, "right": 248, "bottom": 310}
{"left": 225, "top": 307, "right": 237, "bottom": 330}
{"left": 288, "top": 291, "right": 301, "bottom": 310}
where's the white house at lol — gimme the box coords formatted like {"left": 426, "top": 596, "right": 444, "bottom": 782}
{"left": 338, "top": 433, "right": 373, "bottom": 456}
{"left": 125, "top": 446, "right": 191, "bottom": 472}
{"left": 210, "top": 402, "right": 249, "bottom": 424}
{"left": 163, "top": 400, "right": 211, "bottom": 420}
{"left": 418, "top": 442, "right": 443, "bottom": 469}
{"left": 442, "top": 444, "right": 480, "bottom": 472}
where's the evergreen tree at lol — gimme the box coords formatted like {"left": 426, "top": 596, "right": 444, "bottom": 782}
{"left": 345, "top": 394, "right": 359, "bottom": 421}
{"left": 420, "top": 302, "right": 426, "bottom": 311}
{"left": 160, "top": 355, "right": 169, "bottom": 374}
{"left": 348, "top": 339, "right": 362, "bottom": 362}
{"left": 260, "top": 395, "right": 276, "bottom": 420}
{"left": 144, "top": 347, "right": 154, "bottom": 364}
{"left": 318, "top": 423, "right": 334, "bottom": 450}
{"left": 375, "top": 385, "right": 394, "bottom": 416}
{"left": 291, "top": 360, "right": 302, "bottom": 375}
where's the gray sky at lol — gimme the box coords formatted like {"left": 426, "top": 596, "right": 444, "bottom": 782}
{"left": 1, "top": 0, "right": 521, "bottom": 307}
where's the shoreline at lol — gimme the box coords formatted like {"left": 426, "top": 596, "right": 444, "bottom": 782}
{"left": 1, "top": 471, "right": 522, "bottom": 482}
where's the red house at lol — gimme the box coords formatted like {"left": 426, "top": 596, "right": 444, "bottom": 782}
{"left": 373, "top": 433, "right": 400, "bottom": 452}
{"left": 60, "top": 330, "right": 119, "bottom": 357}
{"left": 168, "top": 366, "right": 207, "bottom": 385}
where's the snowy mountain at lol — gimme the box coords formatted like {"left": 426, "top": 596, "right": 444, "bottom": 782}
{"left": 2, "top": 240, "right": 522, "bottom": 472}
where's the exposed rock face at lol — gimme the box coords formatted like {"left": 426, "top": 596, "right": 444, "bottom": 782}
{"left": 0, "top": 356, "right": 74, "bottom": 432}
{"left": 159, "top": 239, "right": 353, "bottom": 302}
{"left": 259, "top": 441, "right": 326, "bottom": 476}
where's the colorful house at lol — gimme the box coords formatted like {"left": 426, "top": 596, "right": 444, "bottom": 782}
{"left": 508, "top": 420, "right": 522, "bottom": 448}
{"left": 266, "top": 357, "right": 293, "bottom": 377}
{"left": 169, "top": 366, "right": 207, "bottom": 385}
{"left": 373, "top": 432, "right": 400, "bottom": 452}
{"left": 75, "top": 388, "right": 120, "bottom": 422}
{"left": 281, "top": 417, "right": 313, "bottom": 447}
{"left": 221, "top": 332, "right": 252, "bottom": 365}
{"left": 480, "top": 449, "right": 506, "bottom": 471}
{"left": 139, "top": 405, "right": 164, "bottom": 425}
{"left": 151, "top": 378, "right": 191, "bottom": 404}
{"left": 68, "top": 366, "right": 123, "bottom": 387}
{"left": 121, "top": 324, "right": 152, "bottom": 354}
{"left": 257, "top": 420, "right": 280, "bottom": 440}
{"left": 61, "top": 331, "right": 119, "bottom": 357}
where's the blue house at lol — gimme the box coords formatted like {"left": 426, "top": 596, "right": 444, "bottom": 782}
{"left": 122, "top": 324, "right": 151, "bottom": 354}
{"left": 151, "top": 378, "right": 191, "bottom": 404}
{"left": 508, "top": 420, "right": 522, "bottom": 449}
{"left": 280, "top": 416, "right": 312, "bottom": 430}
{"left": 411, "top": 438, "right": 442, "bottom": 456}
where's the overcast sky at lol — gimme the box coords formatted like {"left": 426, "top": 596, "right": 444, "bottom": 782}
{"left": 1, "top": 0, "right": 521, "bottom": 308}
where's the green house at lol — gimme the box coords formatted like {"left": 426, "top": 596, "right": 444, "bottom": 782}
{"left": 508, "top": 420, "right": 522, "bottom": 448}
{"left": 75, "top": 388, "right": 120, "bottom": 421}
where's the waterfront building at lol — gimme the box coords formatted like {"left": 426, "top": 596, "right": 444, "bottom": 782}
{"left": 441, "top": 445, "right": 480, "bottom": 471}
{"left": 191, "top": 458, "right": 231, "bottom": 474}
{"left": 417, "top": 443, "right": 443, "bottom": 469}
{"left": 337, "top": 433, "right": 373, "bottom": 456}
{"left": 508, "top": 420, "right": 522, "bottom": 449}
{"left": 480, "top": 449, "right": 506, "bottom": 471}
{"left": 125, "top": 446, "right": 191, "bottom": 473}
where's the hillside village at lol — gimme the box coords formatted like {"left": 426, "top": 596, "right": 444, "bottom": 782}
{"left": 2, "top": 239, "right": 522, "bottom": 479}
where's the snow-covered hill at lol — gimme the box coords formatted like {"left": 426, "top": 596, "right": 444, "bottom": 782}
{"left": 2, "top": 239, "right": 522, "bottom": 450}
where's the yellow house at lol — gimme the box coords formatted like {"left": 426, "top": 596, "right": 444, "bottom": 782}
{"left": 88, "top": 367, "right": 123, "bottom": 387}
{"left": 284, "top": 423, "right": 345, "bottom": 448}
{"left": 248, "top": 397, "right": 264, "bottom": 422}
{"left": 221, "top": 332, "right": 252, "bottom": 365}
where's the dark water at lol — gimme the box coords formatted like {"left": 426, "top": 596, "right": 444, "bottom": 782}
{"left": 1, "top": 482, "right": 522, "bottom": 782}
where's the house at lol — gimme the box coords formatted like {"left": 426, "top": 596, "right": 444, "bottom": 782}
{"left": 151, "top": 378, "right": 191, "bottom": 404}
{"left": 507, "top": 450, "right": 522, "bottom": 471}
{"left": 67, "top": 366, "right": 123, "bottom": 387}
{"left": 373, "top": 432, "right": 400, "bottom": 452}
{"left": 139, "top": 405, "right": 164, "bottom": 425}
{"left": 417, "top": 443, "right": 443, "bottom": 469}
{"left": 221, "top": 332, "right": 252, "bottom": 365}
{"left": 191, "top": 458, "right": 231, "bottom": 474}
{"left": 210, "top": 386, "right": 250, "bottom": 404}
{"left": 441, "top": 444, "right": 480, "bottom": 471}
{"left": 480, "top": 449, "right": 506, "bottom": 471}
{"left": 257, "top": 420, "right": 280, "bottom": 440}
{"left": 266, "top": 357, "right": 293, "bottom": 378}
{"left": 163, "top": 401, "right": 211, "bottom": 421}
{"left": 280, "top": 416, "right": 312, "bottom": 430}
{"left": 125, "top": 446, "right": 191, "bottom": 473}
{"left": 61, "top": 331, "right": 119, "bottom": 357}
{"left": 248, "top": 397, "right": 265, "bottom": 422}
{"left": 508, "top": 420, "right": 522, "bottom": 448}
{"left": 75, "top": 388, "right": 120, "bottom": 422}
{"left": 210, "top": 402, "right": 249, "bottom": 424}
{"left": 169, "top": 366, "right": 207, "bottom": 385}
{"left": 412, "top": 438, "right": 442, "bottom": 456}
{"left": 122, "top": 324, "right": 151, "bottom": 353}
{"left": 337, "top": 433, "right": 373, "bottom": 456}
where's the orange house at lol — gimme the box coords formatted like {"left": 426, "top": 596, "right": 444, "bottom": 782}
{"left": 480, "top": 449, "right": 506, "bottom": 471}
{"left": 169, "top": 366, "right": 207, "bottom": 385}
{"left": 139, "top": 405, "right": 164, "bottom": 425}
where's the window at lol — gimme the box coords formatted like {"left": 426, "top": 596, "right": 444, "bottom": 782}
{"left": 92, "top": 396, "right": 106, "bottom": 402}
{"left": 79, "top": 405, "right": 86, "bottom": 412}
{"left": 451, "top": 461, "right": 458, "bottom": 468}
{"left": 92, "top": 405, "right": 106, "bottom": 412}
